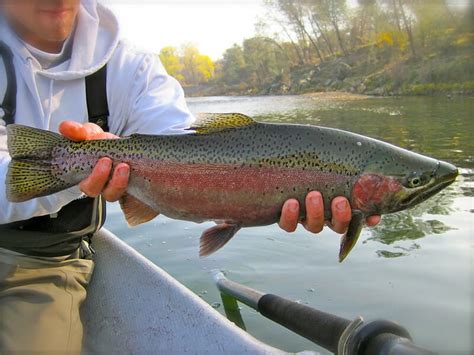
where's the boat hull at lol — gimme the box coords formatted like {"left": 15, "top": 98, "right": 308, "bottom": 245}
{"left": 81, "top": 229, "right": 286, "bottom": 354}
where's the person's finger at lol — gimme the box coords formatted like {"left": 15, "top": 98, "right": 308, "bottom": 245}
{"left": 102, "top": 163, "right": 130, "bottom": 202}
{"left": 83, "top": 122, "right": 105, "bottom": 138}
{"left": 302, "top": 191, "right": 324, "bottom": 233}
{"left": 366, "top": 215, "right": 381, "bottom": 227}
{"left": 79, "top": 158, "right": 112, "bottom": 197}
{"left": 59, "top": 121, "right": 88, "bottom": 141}
{"left": 279, "top": 199, "right": 300, "bottom": 233}
{"left": 330, "top": 197, "right": 352, "bottom": 234}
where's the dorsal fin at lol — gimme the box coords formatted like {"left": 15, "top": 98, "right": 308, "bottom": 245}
{"left": 191, "top": 113, "right": 256, "bottom": 134}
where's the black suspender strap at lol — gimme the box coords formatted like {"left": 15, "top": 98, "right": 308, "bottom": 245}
{"left": 85, "top": 64, "right": 110, "bottom": 131}
{"left": 0, "top": 51, "right": 110, "bottom": 256}
{"left": 0, "top": 43, "right": 110, "bottom": 131}
{"left": 0, "top": 41, "right": 17, "bottom": 125}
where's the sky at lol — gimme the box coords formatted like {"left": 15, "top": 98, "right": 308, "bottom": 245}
{"left": 103, "top": 0, "right": 267, "bottom": 60}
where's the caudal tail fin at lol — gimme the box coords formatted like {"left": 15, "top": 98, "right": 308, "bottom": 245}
{"left": 6, "top": 124, "right": 72, "bottom": 202}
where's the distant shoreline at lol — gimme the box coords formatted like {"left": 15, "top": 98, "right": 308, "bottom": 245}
{"left": 184, "top": 87, "right": 473, "bottom": 98}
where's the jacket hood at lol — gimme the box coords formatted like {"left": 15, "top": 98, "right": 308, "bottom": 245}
{"left": 0, "top": 0, "right": 120, "bottom": 80}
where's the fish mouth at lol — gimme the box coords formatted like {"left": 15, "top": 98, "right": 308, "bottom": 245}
{"left": 399, "top": 161, "right": 458, "bottom": 208}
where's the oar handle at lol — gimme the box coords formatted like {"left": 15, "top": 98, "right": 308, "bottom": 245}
{"left": 213, "top": 270, "right": 437, "bottom": 355}
{"left": 257, "top": 293, "right": 349, "bottom": 353}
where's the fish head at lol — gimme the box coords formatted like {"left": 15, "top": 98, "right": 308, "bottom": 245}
{"left": 351, "top": 144, "right": 458, "bottom": 215}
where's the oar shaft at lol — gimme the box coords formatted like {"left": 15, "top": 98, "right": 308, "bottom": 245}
{"left": 213, "top": 271, "right": 264, "bottom": 309}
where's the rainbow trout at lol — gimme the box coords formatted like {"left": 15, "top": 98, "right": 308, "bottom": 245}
{"left": 5, "top": 114, "right": 458, "bottom": 261}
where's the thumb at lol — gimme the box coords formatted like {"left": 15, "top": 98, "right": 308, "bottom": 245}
{"left": 59, "top": 121, "right": 117, "bottom": 141}
{"left": 59, "top": 121, "right": 89, "bottom": 141}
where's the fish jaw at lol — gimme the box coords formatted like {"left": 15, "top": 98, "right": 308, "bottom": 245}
{"left": 397, "top": 160, "right": 458, "bottom": 209}
{"left": 351, "top": 160, "right": 458, "bottom": 215}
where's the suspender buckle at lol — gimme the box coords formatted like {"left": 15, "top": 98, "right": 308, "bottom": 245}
{"left": 80, "top": 235, "right": 95, "bottom": 260}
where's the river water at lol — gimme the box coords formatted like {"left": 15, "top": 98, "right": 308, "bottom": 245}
{"left": 105, "top": 94, "right": 473, "bottom": 354}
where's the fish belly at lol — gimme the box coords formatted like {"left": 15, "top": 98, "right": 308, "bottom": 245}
{"left": 126, "top": 159, "right": 350, "bottom": 226}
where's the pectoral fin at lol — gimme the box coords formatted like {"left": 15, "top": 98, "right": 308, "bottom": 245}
{"left": 119, "top": 194, "right": 159, "bottom": 226}
{"left": 199, "top": 223, "right": 241, "bottom": 257}
{"left": 339, "top": 210, "right": 365, "bottom": 263}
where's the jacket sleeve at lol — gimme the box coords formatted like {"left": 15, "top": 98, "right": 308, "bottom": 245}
{"left": 0, "top": 123, "right": 83, "bottom": 224}
{"left": 107, "top": 48, "right": 195, "bottom": 137}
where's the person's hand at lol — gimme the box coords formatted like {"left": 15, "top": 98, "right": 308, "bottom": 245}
{"left": 279, "top": 191, "right": 381, "bottom": 234}
{"left": 59, "top": 121, "right": 130, "bottom": 202}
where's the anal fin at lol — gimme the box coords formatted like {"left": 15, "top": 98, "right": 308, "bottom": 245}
{"left": 119, "top": 193, "right": 159, "bottom": 226}
{"left": 199, "top": 223, "right": 241, "bottom": 257}
{"left": 339, "top": 210, "right": 365, "bottom": 263}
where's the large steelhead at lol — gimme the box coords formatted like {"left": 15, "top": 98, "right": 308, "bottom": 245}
{"left": 5, "top": 113, "right": 458, "bottom": 261}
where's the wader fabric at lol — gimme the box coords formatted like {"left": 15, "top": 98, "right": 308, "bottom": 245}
{"left": 0, "top": 244, "right": 94, "bottom": 353}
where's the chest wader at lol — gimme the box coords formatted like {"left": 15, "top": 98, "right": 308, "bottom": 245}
{"left": 0, "top": 41, "right": 109, "bottom": 257}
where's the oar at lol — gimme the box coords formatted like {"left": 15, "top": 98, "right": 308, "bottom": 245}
{"left": 212, "top": 270, "right": 435, "bottom": 355}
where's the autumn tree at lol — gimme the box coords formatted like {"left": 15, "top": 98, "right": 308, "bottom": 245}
{"left": 159, "top": 46, "right": 184, "bottom": 82}
{"left": 158, "top": 44, "right": 215, "bottom": 86}
{"left": 181, "top": 44, "right": 215, "bottom": 85}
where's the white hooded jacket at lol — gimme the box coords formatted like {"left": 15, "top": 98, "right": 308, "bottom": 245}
{"left": 0, "top": 0, "right": 195, "bottom": 224}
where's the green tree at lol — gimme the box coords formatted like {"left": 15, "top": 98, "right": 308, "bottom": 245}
{"left": 313, "top": 0, "right": 349, "bottom": 56}
{"left": 242, "top": 37, "right": 286, "bottom": 87}
{"left": 220, "top": 44, "right": 247, "bottom": 85}
{"left": 279, "top": 0, "right": 325, "bottom": 62}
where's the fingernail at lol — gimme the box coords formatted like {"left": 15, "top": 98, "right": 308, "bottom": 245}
{"left": 336, "top": 199, "right": 348, "bottom": 211}
{"left": 118, "top": 166, "right": 129, "bottom": 177}
{"left": 310, "top": 195, "right": 320, "bottom": 206}
{"left": 289, "top": 202, "right": 298, "bottom": 213}
{"left": 68, "top": 121, "right": 82, "bottom": 129}
{"left": 99, "top": 159, "right": 111, "bottom": 172}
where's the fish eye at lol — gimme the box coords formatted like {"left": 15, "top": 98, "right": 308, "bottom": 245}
{"left": 408, "top": 176, "right": 422, "bottom": 188}
{"left": 403, "top": 172, "right": 428, "bottom": 188}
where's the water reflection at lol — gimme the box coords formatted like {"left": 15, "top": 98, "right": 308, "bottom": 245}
{"left": 370, "top": 213, "right": 455, "bottom": 243}
{"left": 364, "top": 183, "right": 457, "bottom": 258}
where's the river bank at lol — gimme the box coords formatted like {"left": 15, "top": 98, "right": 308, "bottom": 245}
{"left": 184, "top": 40, "right": 474, "bottom": 98}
